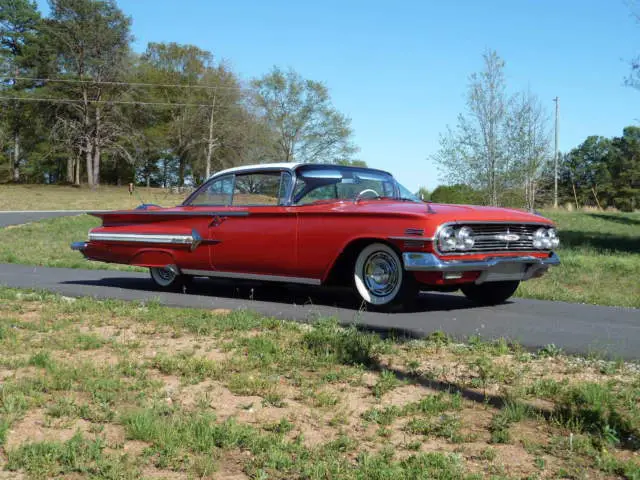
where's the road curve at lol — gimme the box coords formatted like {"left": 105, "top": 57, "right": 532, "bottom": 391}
{"left": 0, "top": 263, "right": 637, "bottom": 360}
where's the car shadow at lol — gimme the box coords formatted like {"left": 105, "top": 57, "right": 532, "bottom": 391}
{"left": 61, "top": 275, "right": 481, "bottom": 315}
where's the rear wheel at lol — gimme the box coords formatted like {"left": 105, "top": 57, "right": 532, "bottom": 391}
{"left": 461, "top": 281, "right": 519, "bottom": 306}
{"left": 353, "top": 243, "right": 417, "bottom": 311}
{"left": 149, "top": 267, "right": 192, "bottom": 291}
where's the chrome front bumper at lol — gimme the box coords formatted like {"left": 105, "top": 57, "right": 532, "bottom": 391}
{"left": 402, "top": 252, "right": 560, "bottom": 284}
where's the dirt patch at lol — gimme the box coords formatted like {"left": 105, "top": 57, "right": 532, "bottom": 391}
{"left": 5, "top": 409, "right": 125, "bottom": 451}
{"left": 140, "top": 467, "right": 188, "bottom": 479}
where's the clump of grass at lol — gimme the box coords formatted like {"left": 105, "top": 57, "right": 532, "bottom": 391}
{"left": 405, "top": 414, "right": 466, "bottom": 443}
{"left": 6, "top": 432, "right": 135, "bottom": 478}
{"left": 489, "top": 400, "right": 536, "bottom": 444}
{"left": 28, "top": 351, "right": 54, "bottom": 369}
{"left": 150, "top": 352, "right": 223, "bottom": 384}
{"left": 554, "top": 382, "right": 639, "bottom": 448}
{"left": 372, "top": 370, "right": 402, "bottom": 398}
{"left": 302, "top": 318, "right": 388, "bottom": 367}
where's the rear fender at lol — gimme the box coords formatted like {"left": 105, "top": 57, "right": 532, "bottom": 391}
{"left": 130, "top": 249, "right": 177, "bottom": 269}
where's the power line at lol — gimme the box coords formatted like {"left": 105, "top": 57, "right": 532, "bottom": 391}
{"left": 0, "top": 95, "right": 213, "bottom": 108}
{"left": 0, "top": 76, "right": 246, "bottom": 91}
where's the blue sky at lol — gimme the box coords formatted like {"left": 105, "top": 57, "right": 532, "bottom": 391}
{"left": 37, "top": 0, "right": 640, "bottom": 190}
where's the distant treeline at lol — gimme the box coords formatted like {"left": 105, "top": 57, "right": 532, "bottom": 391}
{"left": 422, "top": 126, "right": 640, "bottom": 212}
{"left": 0, "top": 0, "right": 360, "bottom": 187}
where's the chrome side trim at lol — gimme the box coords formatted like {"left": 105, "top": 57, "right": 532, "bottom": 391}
{"left": 89, "top": 232, "right": 194, "bottom": 245}
{"left": 389, "top": 236, "right": 434, "bottom": 242}
{"left": 70, "top": 241, "right": 88, "bottom": 251}
{"left": 403, "top": 252, "right": 560, "bottom": 273}
{"left": 182, "top": 269, "right": 321, "bottom": 285}
{"left": 89, "top": 210, "right": 250, "bottom": 218}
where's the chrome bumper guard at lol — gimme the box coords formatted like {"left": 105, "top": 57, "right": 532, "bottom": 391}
{"left": 402, "top": 252, "right": 560, "bottom": 284}
{"left": 70, "top": 241, "right": 88, "bottom": 251}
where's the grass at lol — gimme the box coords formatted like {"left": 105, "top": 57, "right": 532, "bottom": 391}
{"left": 517, "top": 209, "right": 640, "bottom": 307}
{"left": 0, "top": 184, "right": 186, "bottom": 211}
{"left": 0, "top": 205, "right": 638, "bottom": 306}
{"left": 0, "top": 287, "right": 638, "bottom": 479}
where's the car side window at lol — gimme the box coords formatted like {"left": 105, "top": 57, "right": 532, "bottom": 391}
{"left": 232, "top": 172, "right": 288, "bottom": 206}
{"left": 189, "top": 176, "right": 233, "bottom": 206}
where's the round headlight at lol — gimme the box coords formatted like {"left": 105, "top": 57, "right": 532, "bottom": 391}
{"left": 456, "top": 226, "right": 475, "bottom": 250}
{"left": 533, "top": 228, "right": 547, "bottom": 249}
{"left": 438, "top": 226, "right": 457, "bottom": 252}
{"left": 548, "top": 228, "right": 560, "bottom": 248}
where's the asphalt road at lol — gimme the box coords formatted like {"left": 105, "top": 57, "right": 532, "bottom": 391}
{"left": 0, "top": 263, "right": 638, "bottom": 359}
{"left": 0, "top": 210, "right": 91, "bottom": 227}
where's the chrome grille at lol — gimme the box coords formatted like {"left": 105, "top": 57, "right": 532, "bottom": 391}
{"left": 455, "top": 223, "right": 545, "bottom": 253}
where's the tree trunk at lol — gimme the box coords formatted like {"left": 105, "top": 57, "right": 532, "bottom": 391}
{"left": 12, "top": 132, "right": 20, "bottom": 182}
{"left": 92, "top": 106, "right": 101, "bottom": 186}
{"left": 74, "top": 156, "right": 80, "bottom": 186}
{"left": 85, "top": 138, "right": 94, "bottom": 187}
{"left": 205, "top": 95, "right": 217, "bottom": 179}
{"left": 92, "top": 143, "right": 101, "bottom": 186}
{"left": 66, "top": 156, "right": 74, "bottom": 183}
{"left": 178, "top": 157, "right": 185, "bottom": 187}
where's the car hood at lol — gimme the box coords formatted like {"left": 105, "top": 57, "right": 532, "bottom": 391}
{"left": 346, "top": 200, "right": 553, "bottom": 225}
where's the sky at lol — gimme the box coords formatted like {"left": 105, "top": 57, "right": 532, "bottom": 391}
{"left": 37, "top": 0, "right": 640, "bottom": 191}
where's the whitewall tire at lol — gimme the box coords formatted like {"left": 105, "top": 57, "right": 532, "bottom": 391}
{"left": 353, "top": 243, "right": 415, "bottom": 309}
{"left": 149, "top": 267, "right": 191, "bottom": 291}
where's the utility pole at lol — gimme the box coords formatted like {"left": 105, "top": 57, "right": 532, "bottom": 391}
{"left": 553, "top": 96, "right": 559, "bottom": 208}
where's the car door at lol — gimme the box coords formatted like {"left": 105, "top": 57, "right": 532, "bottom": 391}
{"left": 208, "top": 170, "right": 299, "bottom": 277}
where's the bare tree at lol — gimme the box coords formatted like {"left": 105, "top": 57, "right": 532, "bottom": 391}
{"left": 45, "top": 0, "right": 131, "bottom": 186}
{"left": 506, "top": 90, "right": 552, "bottom": 210}
{"left": 434, "top": 50, "right": 509, "bottom": 206}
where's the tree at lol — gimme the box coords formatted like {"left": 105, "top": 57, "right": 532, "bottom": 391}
{"left": 44, "top": 0, "right": 132, "bottom": 186}
{"left": 506, "top": 90, "right": 552, "bottom": 210}
{"left": 561, "top": 136, "right": 612, "bottom": 208}
{"left": 0, "top": 0, "right": 42, "bottom": 182}
{"left": 431, "top": 184, "right": 483, "bottom": 204}
{"left": 607, "top": 127, "right": 640, "bottom": 211}
{"left": 252, "top": 66, "right": 358, "bottom": 164}
{"left": 433, "top": 50, "right": 509, "bottom": 206}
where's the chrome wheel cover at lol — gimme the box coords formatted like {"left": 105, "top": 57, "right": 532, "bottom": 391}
{"left": 363, "top": 251, "right": 400, "bottom": 297}
{"left": 150, "top": 267, "right": 176, "bottom": 287}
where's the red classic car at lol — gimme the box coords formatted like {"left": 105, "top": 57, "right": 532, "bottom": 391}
{"left": 71, "top": 163, "right": 560, "bottom": 310}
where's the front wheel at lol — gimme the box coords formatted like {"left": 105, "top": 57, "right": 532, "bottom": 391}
{"left": 353, "top": 243, "right": 417, "bottom": 311}
{"left": 149, "top": 267, "right": 192, "bottom": 291}
{"left": 461, "top": 281, "right": 519, "bottom": 306}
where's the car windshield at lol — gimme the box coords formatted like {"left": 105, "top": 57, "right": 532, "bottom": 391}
{"left": 293, "top": 166, "right": 420, "bottom": 205}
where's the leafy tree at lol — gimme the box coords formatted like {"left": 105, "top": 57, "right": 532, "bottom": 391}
{"left": 252, "top": 66, "right": 358, "bottom": 164}
{"left": 607, "top": 127, "right": 640, "bottom": 211}
{"left": 561, "top": 136, "right": 612, "bottom": 208}
{"left": 0, "top": 0, "right": 42, "bottom": 182}
{"left": 431, "top": 184, "right": 483, "bottom": 204}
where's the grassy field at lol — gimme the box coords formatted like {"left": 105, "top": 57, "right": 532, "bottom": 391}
{"left": 516, "top": 210, "right": 640, "bottom": 308}
{"left": 0, "top": 287, "right": 637, "bottom": 479}
{"left": 0, "top": 208, "right": 638, "bottom": 307}
{"left": 0, "top": 185, "right": 186, "bottom": 211}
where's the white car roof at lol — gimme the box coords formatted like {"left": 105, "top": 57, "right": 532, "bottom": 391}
{"left": 210, "top": 162, "right": 303, "bottom": 179}
{"left": 209, "top": 162, "right": 392, "bottom": 180}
